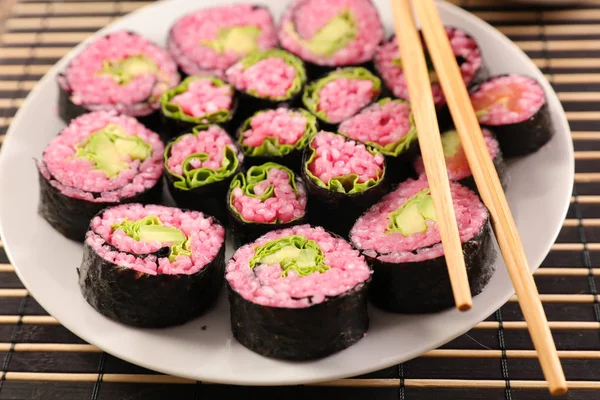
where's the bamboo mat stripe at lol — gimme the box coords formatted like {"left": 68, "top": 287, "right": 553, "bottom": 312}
{"left": 0, "top": 0, "right": 599, "bottom": 399}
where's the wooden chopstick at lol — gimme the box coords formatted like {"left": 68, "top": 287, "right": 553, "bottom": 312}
{"left": 390, "top": 0, "right": 472, "bottom": 311}
{"left": 408, "top": 0, "right": 568, "bottom": 395}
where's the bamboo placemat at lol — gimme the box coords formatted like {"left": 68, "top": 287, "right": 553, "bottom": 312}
{"left": 0, "top": 0, "right": 599, "bottom": 398}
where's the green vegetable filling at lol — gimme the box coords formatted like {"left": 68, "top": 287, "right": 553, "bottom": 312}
{"left": 302, "top": 67, "right": 381, "bottom": 123}
{"left": 97, "top": 55, "right": 158, "bottom": 85}
{"left": 164, "top": 127, "right": 239, "bottom": 191}
{"left": 386, "top": 189, "right": 437, "bottom": 236}
{"left": 76, "top": 124, "right": 151, "bottom": 178}
{"left": 238, "top": 109, "right": 317, "bottom": 157}
{"left": 392, "top": 55, "right": 466, "bottom": 84}
{"left": 160, "top": 76, "right": 233, "bottom": 124}
{"left": 284, "top": 9, "right": 357, "bottom": 57}
{"left": 441, "top": 130, "right": 462, "bottom": 158}
{"left": 112, "top": 216, "right": 191, "bottom": 262}
{"left": 201, "top": 26, "right": 261, "bottom": 55}
{"left": 249, "top": 235, "right": 329, "bottom": 277}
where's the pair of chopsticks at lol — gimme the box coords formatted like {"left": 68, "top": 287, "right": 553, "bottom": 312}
{"left": 390, "top": 0, "right": 567, "bottom": 396}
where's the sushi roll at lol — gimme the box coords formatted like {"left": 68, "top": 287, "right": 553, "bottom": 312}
{"left": 37, "top": 111, "right": 164, "bottom": 242}
{"left": 225, "top": 49, "right": 307, "bottom": 121}
{"left": 237, "top": 107, "right": 317, "bottom": 171}
{"left": 226, "top": 224, "right": 371, "bottom": 360}
{"left": 164, "top": 125, "right": 244, "bottom": 223}
{"left": 57, "top": 30, "right": 180, "bottom": 129}
{"left": 338, "top": 98, "right": 418, "bottom": 182}
{"left": 374, "top": 27, "right": 484, "bottom": 127}
{"left": 167, "top": 4, "right": 277, "bottom": 78}
{"left": 79, "top": 204, "right": 225, "bottom": 327}
{"left": 350, "top": 178, "right": 496, "bottom": 313}
{"left": 278, "top": 0, "right": 384, "bottom": 78}
{"left": 470, "top": 74, "right": 551, "bottom": 157}
{"left": 302, "top": 67, "right": 381, "bottom": 130}
{"left": 414, "top": 128, "right": 508, "bottom": 191}
{"left": 160, "top": 76, "right": 237, "bottom": 138}
{"left": 302, "top": 131, "right": 388, "bottom": 237}
{"left": 227, "top": 162, "right": 308, "bottom": 247}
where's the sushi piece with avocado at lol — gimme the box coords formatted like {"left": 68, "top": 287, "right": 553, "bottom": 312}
{"left": 37, "top": 111, "right": 164, "bottom": 242}
{"left": 79, "top": 204, "right": 226, "bottom": 327}
{"left": 350, "top": 177, "right": 496, "bottom": 313}
{"left": 226, "top": 224, "right": 371, "bottom": 360}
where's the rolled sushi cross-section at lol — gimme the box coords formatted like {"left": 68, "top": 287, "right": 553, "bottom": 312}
{"left": 339, "top": 97, "right": 418, "bottom": 181}
{"left": 80, "top": 204, "right": 226, "bottom": 327}
{"left": 167, "top": 4, "right": 277, "bottom": 78}
{"left": 226, "top": 224, "right": 371, "bottom": 360}
{"left": 237, "top": 107, "right": 317, "bottom": 171}
{"left": 471, "top": 74, "right": 551, "bottom": 157}
{"left": 57, "top": 30, "right": 180, "bottom": 125}
{"left": 350, "top": 178, "right": 496, "bottom": 313}
{"left": 278, "top": 0, "right": 384, "bottom": 77}
{"left": 414, "top": 128, "right": 508, "bottom": 191}
{"left": 160, "top": 76, "right": 236, "bottom": 137}
{"left": 164, "top": 125, "right": 243, "bottom": 222}
{"left": 38, "top": 111, "right": 164, "bottom": 242}
{"left": 302, "top": 131, "right": 387, "bottom": 237}
{"left": 228, "top": 162, "right": 308, "bottom": 246}
{"left": 375, "top": 27, "right": 483, "bottom": 116}
{"left": 303, "top": 67, "right": 381, "bottom": 128}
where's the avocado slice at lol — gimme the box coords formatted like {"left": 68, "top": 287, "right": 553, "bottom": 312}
{"left": 258, "top": 245, "right": 302, "bottom": 265}
{"left": 138, "top": 224, "right": 187, "bottom": 244}
{"left": 202, "top": 26, "right": 261, "bottom": 55}
{"left": 441, "top": 130, "right": 462, "bottom": 158}
{"left": 99, "top": 55, "right": 158, "bottom": 85}
{"left": 387, "top": 189, "right": 438, "bottom": 236}
{"left": 285, "top": 9, "right": 357, "bottom": 56}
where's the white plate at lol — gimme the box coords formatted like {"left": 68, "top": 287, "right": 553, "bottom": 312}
{"left": 0, "top": 0, "right": 573, "bottom": 386}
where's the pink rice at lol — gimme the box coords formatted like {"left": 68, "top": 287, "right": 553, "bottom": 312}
{"left": 225, "top": 57, "right": 297, "bottom": 99}
{"left": 226, "top": 224, "right": 371, "bottom": 308}
{"left": 166, "top": 125, "right": 241, "bottom": 176}
{"left": 167, "top": 4, "right": 277, "bottom": 77}
{"left": 231, "top": 166, "right": 307, "bottom": 224}
{"left": 278, "top": 0, "right": 383, "bottom": 66}
{"left": 308, "top": 131, "right": 384, "bottom": 185}
{"left": 471, "top": 74, "right": 546, "bottom": 125}
{"left": 58, "top": 31, "right": 179, "bottom": 116}
{"left": 414, "top": 129, "right": 499, "bottom": 181}
{"left": 169, "top": 78, "right": 233, "bottom": 118}
{"left": 241, "top": 108, "right": 307, "bottom": 148}
{"left": 317, "top": 78, "right": 375, "bottom": 123}
{"left": 86, "top": 204, "right": 224, "bottom": 275}
{"left": 350, "top": 177, "right": 488, "bottom": 263}
{"left": 338, "top": 99, "right": 412, "bottom": 147}
{"left": 375, "top": 27, "right": 482, "bottom": 107}
{"left": 39, "top": 111, "right": 163, "bottom": 202}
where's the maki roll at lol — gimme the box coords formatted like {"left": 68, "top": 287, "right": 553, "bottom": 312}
{"left": 57, "top": 30, "right": 180, "bottom": 128}
{"left": 414, "top": 128, "right": 508, "bottom": 191}
{"left": 167, "top": 4, "right": 277, "bottom": 78}
{"left": 225, "top": 49, "right": 307, "bottom": 121}
{"left": 278, "top": 0, "right": 384, "bottom": 78}
{"left": 302, "top": 131, "right": 388, "bottom": 237}
{"left": 79, "top": 204, "right": 225, "bottom": 327}
{"left": 37, "top": 111, "right": 164, "bottom": 242}
{"left": 160, "top": 76, "right": 236, "bottom": 138}
{"left": 302, "top": 67, "right": 381, "bottom": 130}
{"left": 470, "top": 74, "right": 551, "bottom": 157}
{"left": 228, "top": 162, "right": 308, "bottom": 247}
{"left": 226, "top": 224, "right": 371, "bottom": 360}
{"left": 339, "top": 98, "right": 418, "bottom": 182}
{"left": 237, "top": 107, "right": 317, "bottom": 171}
{"left": 350, "top": 178, "right": 496, "bottom": 313}
{"left": 374, "top": 27, "right": 484, "bottom": 127}
{"left": 164, "top": 125, "right": 243, "bottom": 223}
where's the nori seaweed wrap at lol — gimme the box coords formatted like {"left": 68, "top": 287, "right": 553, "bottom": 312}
{"left": 350, "top": 178, "right": 496, "bottom": 313}
{"left": 226, "top": 224, "right": 371, "bottom": 360}
{"left": 79, "top": 204, "right": 226, "bottom": 327}
{"left": 163, "top": 125, "right": 244, "bottom": 224}
{"left": 227, "top": 162, "right": 308, "bottom": 247}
